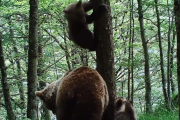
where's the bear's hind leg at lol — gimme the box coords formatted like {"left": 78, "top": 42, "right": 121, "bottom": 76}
{"left": 56, "top": 93, "right": 76, "bottom": 120}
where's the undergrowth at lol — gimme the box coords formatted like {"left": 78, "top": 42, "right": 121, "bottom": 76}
{"left": 138, "top": 108, "right": 178, "bottom": 120}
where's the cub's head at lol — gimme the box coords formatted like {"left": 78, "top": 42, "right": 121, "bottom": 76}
{"left": 115, "top": 97, "right": 137, "bottom": 120}
{"left": 63, "top": 1, "right": 86, "bottom": 23}
{"left": 35, "top": 80, "right": 60, "bottom": 114}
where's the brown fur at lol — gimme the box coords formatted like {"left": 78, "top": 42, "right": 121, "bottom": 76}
{"left": 115, "top": 97, "right": 137, "bottom": 120}
{"left": 63, "top": 1, "right": 107, "bottom": 51}
{"left": 35, "top": 71, "right": 71, "bottom": 114}
{"left": 36, "top": 66, "right": 109, "bottom": 120}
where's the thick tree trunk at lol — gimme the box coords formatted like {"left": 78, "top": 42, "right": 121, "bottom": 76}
{"left": 91, "top": 0, "right": 116, "bottom": 120}
{"left": 154, "top": 0, "right": 170, "bottom": 110}
{"left": 27, "top": 0, "right": 39, "bottom": 119}
{"left": 137, "top": 0, "right": 152, "bottom": 113}
{"left": 174, "top": 0, "right": 180, "bottom": 118}
{"left": 0, "top": 33, "right": 16, "bottom": 120}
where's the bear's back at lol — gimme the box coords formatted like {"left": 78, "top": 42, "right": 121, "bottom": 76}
{"left": 56, "top": 66, "right": 108, "bottom": 120}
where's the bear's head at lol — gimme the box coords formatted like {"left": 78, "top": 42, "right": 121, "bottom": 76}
{"left": 35, "top": 80, "right": 61, "bottom": 114}
{"left": 35, "top": 70, "right": 72, "bottom": 114}
{"left": 115, "top": 97, "right": 137, "bottom": 120}
{"left": 63, "top": 1, "right": 86, "bottom": 23}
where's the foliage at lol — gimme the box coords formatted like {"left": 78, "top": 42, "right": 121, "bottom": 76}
{"left": 138, "top": 108, "right": 178, "bottom": 120}
{"left": 0, "top": 0, "right": 178, "bottom": 119}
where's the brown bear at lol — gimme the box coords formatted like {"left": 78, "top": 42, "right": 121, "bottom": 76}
{"left": 63, "top": 1, "right": 107, "bottom": 51}
{"left": 35, "top": 66, "right": 109, "bottom": 120}
{"left": 115, "top": 97, "right": 137, "bottom": 120}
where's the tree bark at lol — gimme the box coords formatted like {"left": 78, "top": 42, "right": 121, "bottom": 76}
{"left": 27, "top": 0, "right": 39, "bottom": 119}
{"left": 137, "top": 0, "right": 152, "bottom": 113}
{"left": 174, "top": 0, "right": 180, "bottom": 118}
{"left": 39, "top": 82, "right": 51, "bottom": 120}
{"left": 0, "top": 89, "right": 1, "bottom": 116}
{"left": 0, "top": 33, "right": 16, "bottom": 120}
{"left": 9, "top": 17, "right": 25, "bottom": 109}
{"left": 91, "top": 0, "right": 116, "bottom": 120}
{"left": 154, "top": 0, "right": 170, "bottom": 110}
{"left": 170, "top": 28, "right": 175, "bottom": 94}
{"left": 63, "top": 24, "right": 72, "bottom": 70}
{"left": 80, "top": 49, "right": 88, "bottom": 66}
{"left": 37, "top": 31, "right": 51, "bottom": 120}
{"left": 131, "top": 0, "right": 135, "bottom": 104}
{"left": 14, "top": 46, "right": 26, "bottom": 109}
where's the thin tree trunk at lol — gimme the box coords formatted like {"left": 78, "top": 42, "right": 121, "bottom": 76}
{"left": 0, "top": 33, "right": 16, "bottom": 120}
{"left": 167, "top": 0, "right": 171, "bottom": 103}
{"left": 91, "top": 0, "right": 116, "bottom": 120}
{"left": 128, "top": 1, "right": 131, "bottom": 99}
{"left": 137, "top": 0, "right": 152, "bottom": 113}
{"left": 170, "top": 28, "right": 175, "bottom": 94}
{"left": 167, "top": 0, "right": 174, "bottom": 108}
{"left": 154, "top": 0, "right": 170, "bottom": 110}
{"left": 63, "top": 24, "right": 72, "bottom": 70}
{"left": 0, "top": 89, "right": 1, "bottom": 117}
{"left": 27, "top": 0, "right": 39, "bottom": 119}
{"left": 14, "top": 46, "right": 26, "bottom": 108}
{"left": 9, "top": 18, "right": 25, "bottom": 109}
{"left": 71, "top": 48, "right": 79, "bottom": 68}
{"left": 39, "top": 82, "right": 51, "bottom": 120}
{"left": 80, "top": 49, "right": 88, "bottom": 66}
{"left": 131, "top": 0, "right": 134, "bottom": 103}
{"left": 174, "top": 0, "right": 180, "bottom": 118}
{"left": 51, "top": 36, "right": 58, "bottom": 79}
{"left": 37, "top": 31, "right": 51, "bottom": 120}
{"left": 128, "top": 32, "right": 131, "bottom": 100}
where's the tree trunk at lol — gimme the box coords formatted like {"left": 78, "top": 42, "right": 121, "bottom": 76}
{"left": 131, "top": 0, "right": 135, "bottom": 104}
{"left": 0, "top": 89, "right": 1, "bottom": 116}
{"left": 0, "top": 33, "right": 16, "bottom": 120}
{"left": 167, "top": 0, "right": 174, "bottom": 108}
{"left": 170, "top": 28, "right": 175, "bottom": 94}
{"left": 128, "top": 36, "right": 131, "bottom": 100}
{"left": 80, "top": 49, "right": 88, "bottom": 66}
{"left": 91, "top": 0, "right": 116, "bottom": 120}
{"left": 39, "top": 81, "right": 51, "bottom": 120}
{"left": 154, "top": 0, "right": 170, "bottom": 110}
{"left": 63, "top": 24, "right": 72, "bottom": 70}
{"left": 27, "top": 0, "right": 39, "bottom": 119}
{"left": 9, "top": 18, "right": 25, "bottom": 109}
{"left": 137, "top": 0, "right": 152, "bottom": 113}
{"left": 14, "top": 46, "right": 26, "bottom": 109}
{"left": 37, "top": 31, "right": 51, "bottom": 120}
{"left": 174, "top": 0, "right": 180, "bottom": 118}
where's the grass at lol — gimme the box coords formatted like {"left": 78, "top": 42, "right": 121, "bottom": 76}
{"left": 138, "top": 109, "right": 179, "bottom": 120}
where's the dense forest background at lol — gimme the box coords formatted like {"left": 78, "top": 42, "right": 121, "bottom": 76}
{"left": 0, "top": 0, "right": 179, "bottom": 120}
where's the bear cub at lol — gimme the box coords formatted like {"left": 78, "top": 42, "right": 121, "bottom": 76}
{"left": 115, "top": 97, "right": 137, "bottom": 120}
{"left": 35, "top": 66, "right": 109, "bottom": 120}
{"left": 63, "top": 1, "right": 107, "bottom": 51}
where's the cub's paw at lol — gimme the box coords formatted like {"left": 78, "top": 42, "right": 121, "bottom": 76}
{"left": 97, "top": 4, "right": 108, "bottom": 14}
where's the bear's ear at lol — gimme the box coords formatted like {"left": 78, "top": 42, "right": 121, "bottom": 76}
{"left": 115, "top": 98, "right": 124, "bottom": 110}
{"left": 35, "top": 91, "right": 44, "bottom": 100}
{"left": 76, "top": 1, "right": 82, "bottom": 8}
{"left": 129, "top": 100, "right": 133, "bottom": 106}
{"left": 63, "top": 9, "right": 69, "bottom": 14}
